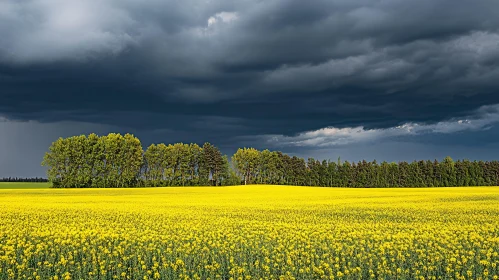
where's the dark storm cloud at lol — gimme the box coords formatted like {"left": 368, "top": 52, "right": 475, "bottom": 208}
{"left": 2, "top": 0, "right": 499, "bottom": 149}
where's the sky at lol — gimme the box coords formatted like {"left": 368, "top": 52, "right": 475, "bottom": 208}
{"left": 2, "top": 0, "right": 499, "bottom": 177}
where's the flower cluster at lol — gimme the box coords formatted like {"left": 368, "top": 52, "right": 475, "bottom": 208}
{"left": 0, "top": 186, "right": 498, "bottom": 279}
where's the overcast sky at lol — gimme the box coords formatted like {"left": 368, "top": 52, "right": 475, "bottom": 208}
{"left": 2, "top": 0, "right": 499, "bottom": 177}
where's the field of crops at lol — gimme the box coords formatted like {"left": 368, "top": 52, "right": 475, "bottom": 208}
{"left": 1, "top": 185, "right": 498, "bottom": 279}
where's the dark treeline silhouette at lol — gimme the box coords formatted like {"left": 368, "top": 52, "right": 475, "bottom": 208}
{"left": 0, "top": 177, "right": 48, "bottom": 182}
{"left": 233, "top": 148, "right": 499, "bottom": 187}
{"left": 42, "top": 133, "right": 499, "bottom": 188}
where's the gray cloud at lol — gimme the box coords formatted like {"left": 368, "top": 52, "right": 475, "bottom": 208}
{"left": 2, "top": 0, "right": 499, "bottom": 176}
{"left": 259, "top": 104, "right": 499, "bottom": 147}
{"left": 0, "top": 0, "right": 137, "bottom": 63}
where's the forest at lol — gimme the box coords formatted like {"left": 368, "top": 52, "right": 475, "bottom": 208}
{"left": 0, "top": 177, "right": 48, "bottom": 182}
{"left": 42, "top": 133, "right": 499, "bottom": 188}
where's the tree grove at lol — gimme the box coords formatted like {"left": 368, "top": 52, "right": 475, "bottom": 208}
{"left": 42, "top": 133, "right": 237, "bottom": 188}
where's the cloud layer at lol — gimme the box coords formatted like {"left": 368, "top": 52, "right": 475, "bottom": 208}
{"left": 263, "top": 104, "right": 499, "bottom": 147}
{"left": 2, "top": 0, "right": 499, "bottom": 176}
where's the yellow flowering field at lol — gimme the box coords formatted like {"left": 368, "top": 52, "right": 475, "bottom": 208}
{"left": 1, "top": 186, "right": 498, "bottom": 280}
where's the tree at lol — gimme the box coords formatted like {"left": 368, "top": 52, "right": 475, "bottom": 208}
{"left": 232, "top": 148, "right": 260, "bottom": 185}
{"left": 188, "top": 143, "right": 203, "bottom": 185}
{"left": 42, "top": 137, "right": 68, "bottom": 187}
{"left": 202, "top": 143, "right": 225, "bottom": 186}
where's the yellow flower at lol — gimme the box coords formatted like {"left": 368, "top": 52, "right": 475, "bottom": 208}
{"left": 0, "top": 186, "right": 497, "bottom": 280}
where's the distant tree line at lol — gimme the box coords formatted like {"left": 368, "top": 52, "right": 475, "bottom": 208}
{"left": 0, "top": 177, "right": 48, "bottom": 182}
{"left": 42, "top": 133, "right": 499, "bottom": 188}
{"left": 232, "top": 148, "right": 499, "bottom": 187}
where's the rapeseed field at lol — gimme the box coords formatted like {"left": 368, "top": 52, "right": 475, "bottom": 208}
{"left": 0, "top": 186, "right": 498, "bottom": 279}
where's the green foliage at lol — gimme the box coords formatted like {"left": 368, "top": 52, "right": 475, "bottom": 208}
{"left": 141, "top": 142, "right": 231, "bottom": 187}
{"left": 232, "top": 147, "right": 260, "bottom": 185}
{"left": 230, "top": 148, "right": 499, "bottom": 188}
{"left": 42, "top": 134, "right": 236, "bottom": 187}
{"left": 202, "top": 143, "right": 226, "bottom": 186}
{"left": 42, "top": 133, "right": 143, "bottom": 188}
{"left": 43, "top": 134, "right": 499, "bottom": 188}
